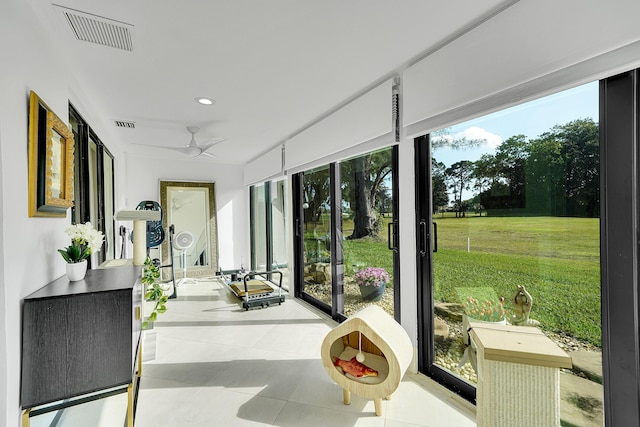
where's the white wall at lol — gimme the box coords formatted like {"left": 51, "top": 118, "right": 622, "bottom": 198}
{"left": 0, "top": 2, "right": 249, "bottom": 426}
{"left": 1, "top": 2, "right": 82, "bottom": 425}
{"left": 122, "top": 153, "right": 249, "bottom": 271}
{"left": 3, "top": 0, "right": 640, "bottom": 424}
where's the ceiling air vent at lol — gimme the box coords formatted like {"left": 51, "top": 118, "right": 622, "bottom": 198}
{"left": 53, "top": 4, "right": 134, "bottom": 51}
{"left": 114, "top": 120, "right": 136, "bottom": 129}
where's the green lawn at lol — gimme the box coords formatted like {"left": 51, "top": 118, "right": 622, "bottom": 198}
{"left": 342, "top": 217, "right": 394, "bottom": 285}
{"left": 340, "top": 215, "right": 602, "bottom": 347}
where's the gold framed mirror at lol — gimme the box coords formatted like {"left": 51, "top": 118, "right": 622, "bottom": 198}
{"left": 28, "top": 91, "right": 75, "bottom": 217}
{"left": 160, "top": 180, "right": 219, "bottom": 278}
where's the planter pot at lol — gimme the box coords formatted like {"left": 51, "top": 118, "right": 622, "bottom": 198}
{"left": 359, "top": 284, "right": 385, "bottom": 301}
{"left": 66, "top": 259, "right": 88, "bottom": 281}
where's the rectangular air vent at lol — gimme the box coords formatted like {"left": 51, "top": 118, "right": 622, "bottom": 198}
{"left": 53, "top": 4, "right": 134, "bottom": 51}
{"left": 114, "top": 120, "right": 136, "bottom": 129}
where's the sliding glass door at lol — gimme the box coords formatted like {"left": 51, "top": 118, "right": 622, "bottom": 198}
{"left": 250, "top": 179, "right": 290, "bottom": 289}
{"left": 416, "top": 82, "right": 603, "bottom": 424}
{"left": 270, "top": 179, "right": 290, "bottom": 289}
{"left": 293, "top": 147, "right": 399, "bottom": 321}
{"left": 340, "top": 148, "right": 397, "bottom": 318}
{"left": 250, "top": 183, "right": 268, "bottom": 271}
{"left": 298, "top": 165, "right": 333, "bottom": 309}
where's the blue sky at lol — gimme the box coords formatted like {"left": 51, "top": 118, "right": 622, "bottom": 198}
{"left": 432, "top": 80, "right": 599, "bottom": 168}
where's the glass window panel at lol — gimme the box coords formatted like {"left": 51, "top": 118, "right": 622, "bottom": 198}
{"left": 88, "top": 138, "right": 99, "bottom": 266}
{"left": 341, "top": 148, "right": 394, "bottom": 317}
{"left": 252, "top": 184, "right": 267, "bottom": 271}
{"left": 103, "top": 153, "right": 114, "bottom": 260}
{"left": 88, "top": 138, "right": 98, "bottom": 227}
{"left": 69, "top": 115, "right": 82, "bottom": 224}
{"left": 301, "top": 166, "right": 332, "bottom": 306}
{"left": 270, "top": 179, "right": 289, "bottom": 290}
{"left": 428, "top": 82, "right": 601, "bottom": 424}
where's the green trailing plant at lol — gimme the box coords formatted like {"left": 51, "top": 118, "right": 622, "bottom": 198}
{"left": 142, "top": 257, "right": 168, "bottom": 328}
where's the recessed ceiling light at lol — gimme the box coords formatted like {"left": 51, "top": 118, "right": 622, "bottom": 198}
{"left": 196, "top": 97, "right": 215, "bottom": 105}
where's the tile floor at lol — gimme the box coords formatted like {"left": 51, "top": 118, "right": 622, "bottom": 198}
{"left": 32, "top": 278, "right": 476, "bottom": 427}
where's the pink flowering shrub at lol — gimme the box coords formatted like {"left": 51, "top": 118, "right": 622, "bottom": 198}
{"left": 354, "top": 267, "right": 390, "bottom": 287}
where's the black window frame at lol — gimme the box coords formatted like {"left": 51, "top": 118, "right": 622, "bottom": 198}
{"left": 69, "top": 104, "right": 115, "bottom": 266}
{"left": 292, "top": 145, "right": 401, "bottom": 323}
{"left": 414, "top": 69, "right": 640, "bottom": 425}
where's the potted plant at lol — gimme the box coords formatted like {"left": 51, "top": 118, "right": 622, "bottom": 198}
{"left": 58, "top": 222, "right": 104, "bottom": 281}
{"left": 354, "top": 267, "right": 389, "bottom": 301}
{"left": 142, "top": 257, "right": 168, "bottom": 329}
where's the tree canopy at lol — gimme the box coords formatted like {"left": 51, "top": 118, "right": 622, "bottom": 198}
{"left": 434, "top": 118, "right": 600, "bottom": 218}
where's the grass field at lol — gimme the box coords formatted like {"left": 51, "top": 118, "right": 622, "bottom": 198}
{"left": 312, "top": 214, "right": 602, "bottom": 347}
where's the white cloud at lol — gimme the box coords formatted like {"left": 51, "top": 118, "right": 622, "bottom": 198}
{"left": 431, "top": 126, "right": 503, "bottom": 149}
{"left": 455, "top": 126, "right": 503, "bottom": 149}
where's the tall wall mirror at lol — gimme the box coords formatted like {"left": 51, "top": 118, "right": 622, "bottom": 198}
{"left": 160, "top": 180, "right": 219, "bottom": 278}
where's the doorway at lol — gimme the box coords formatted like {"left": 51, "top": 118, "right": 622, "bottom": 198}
{"left": 293, "top": 146, "right": 400, "bottom": 321}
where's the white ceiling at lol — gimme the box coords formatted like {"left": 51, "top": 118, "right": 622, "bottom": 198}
{"left": 27, "top": 0, "right": 516, "bottom": 164}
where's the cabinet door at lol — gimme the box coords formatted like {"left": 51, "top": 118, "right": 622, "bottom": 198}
{"left": 21, "top": 297, "right": 70, "bottom": 407}
{"left": 66, "top": 291, "right": 132, "bottom": 395}
{"left": 21, "top": 290, "right": 132, "bottom": 408}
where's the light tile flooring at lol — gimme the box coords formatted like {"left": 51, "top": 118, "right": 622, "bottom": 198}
{"left": 32, "top": 278, "right": 476, "bottom": 427}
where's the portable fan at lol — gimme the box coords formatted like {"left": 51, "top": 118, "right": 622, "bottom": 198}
{"left": 173, "top": 231, "right": 197, "bottom": 285}
{"left": 173, "top": 231, "right": 194, "bottom": 251}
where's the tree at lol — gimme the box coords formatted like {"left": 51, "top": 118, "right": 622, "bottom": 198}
{"left": 472, "top": 154, "right": 497, "bottom": 216}
{"left": 343, "top": 150, "right": 392, "bottom": 239}
{"left": 445, "top": 160, "right": 474, "bottom": 217}
{"left": 525, "top": 119, "right": 599, "bottom": 216}
{"left": 303, "top": 168, "right": 331, "bottom": 224}
{"left": 432, "top": 158, "right": 449, "bottom": 214}
{"left": 525, "top": 136, "right": 563, "bottom": 215}
{"left": 554, "top": 119, "right": 599, "bottom": 217}
{"left": 493, "top": 135, "right": 528, "bottom": 210}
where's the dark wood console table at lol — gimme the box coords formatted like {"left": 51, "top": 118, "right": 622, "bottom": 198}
{"left": 21, "top": 265, "right": 142, "bottom": 427}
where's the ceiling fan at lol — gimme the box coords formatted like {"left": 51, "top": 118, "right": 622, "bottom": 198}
{"left": 148, "top": 126, "right": 226, "bottom": 158}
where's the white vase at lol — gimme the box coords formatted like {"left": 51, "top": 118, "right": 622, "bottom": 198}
{"left": 66, "top": 259, "right": 88, "bottom": 281}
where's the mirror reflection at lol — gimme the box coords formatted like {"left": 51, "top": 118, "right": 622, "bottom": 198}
{"left": 160, "top": 181, "right": 219, "bottom": 278}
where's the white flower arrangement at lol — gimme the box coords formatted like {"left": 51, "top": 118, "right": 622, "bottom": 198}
{"left": 58, "top": 222, "right": 104, "bottom": 263}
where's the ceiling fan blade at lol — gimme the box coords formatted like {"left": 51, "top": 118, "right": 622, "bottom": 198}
{"left": 133, "top": 143, "right": 189, "bottom": 154}
{"left": 157, "top": 146, "right": 191, "bottom": 154}
{"left": 199, "top": 138, "right": 227, "bottom": 152}
{"left": 201, "top": 151, "right": 217, "bottom": 159}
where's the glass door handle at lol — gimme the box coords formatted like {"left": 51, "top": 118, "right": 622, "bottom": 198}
{"left": 432, "top": 221, "right": 438, "bottom": 253}
{"left": 419, "top": 220, "right": 427, "bottom": 256}
{"left": 388, "top": 220, "right": 399, "bottom": 253}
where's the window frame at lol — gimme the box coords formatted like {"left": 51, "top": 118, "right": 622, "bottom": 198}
{"left": 413, "top": 70, "right": 640, "bottom": 426}
{"left": 292, "top": 146, "right": 401, "bottom": 323}
{"left": 69, "top": 104, "right": 115, "bottom": 266}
